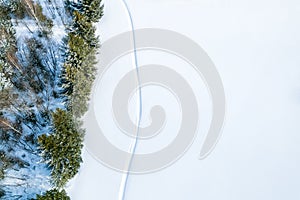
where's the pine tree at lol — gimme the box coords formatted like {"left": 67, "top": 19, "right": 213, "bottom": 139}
{"left": 62, "top": 8, "right": 101, "bottom": 117}
{"left": 36, "top": 189, "right": 70, "bottom": 200}
{"left": 81, "top": 0, "right": 104, "bottom": 23}
{"left": 38, "top": 109, "right": 84, "bottom": 188}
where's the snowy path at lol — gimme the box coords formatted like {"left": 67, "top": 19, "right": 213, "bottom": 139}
{"left": 67, "top": 0, "right": 300, "bottom": 200}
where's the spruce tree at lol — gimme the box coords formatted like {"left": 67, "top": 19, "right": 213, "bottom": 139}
{"left": 38, "top": 109, "right": 84, "bottom": 188}
{"left": 62, "top": 7, "right": 101, "bottom": 117}
{"left": 36, "top": 189, "right": 70, "bottom": 200}
{"left": 81, "top": 0, "right": 104, "bottom": 23}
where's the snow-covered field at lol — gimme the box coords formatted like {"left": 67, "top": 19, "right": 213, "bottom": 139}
{"left": 67, "top": 0, "right": 300, "bottom": 199}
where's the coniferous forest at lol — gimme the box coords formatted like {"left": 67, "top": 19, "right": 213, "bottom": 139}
{"left": 0, "top": 0, "right": 103, "bottom": 199}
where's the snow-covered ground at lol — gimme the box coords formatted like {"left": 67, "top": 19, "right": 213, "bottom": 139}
{"left": 0, "top": 1, "right": 69, "bottom": 198}
{"left": 67, "top": 0, "right": 300, "bottom": 199}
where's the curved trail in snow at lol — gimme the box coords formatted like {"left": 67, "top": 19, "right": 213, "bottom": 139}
{"left": 118, "top": 0, "right": 143, "bottom": 200}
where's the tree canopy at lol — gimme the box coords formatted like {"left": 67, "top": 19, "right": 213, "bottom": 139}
{"left": 38, "top": 109, "right": 84, "bottom": 188}
{"left": 36, "top": 189, "right": 70, "bottom": 200}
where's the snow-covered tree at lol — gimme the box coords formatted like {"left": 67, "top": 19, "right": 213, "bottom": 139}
{"left": 62, "top": 2, "right": 103, "bottom": 117}
{"left": 80, "top": 0, "right": 104, "bottom": 23}
{"left": 38, "top": 109, "right": 84, "bottom": 188}
{"left": 1, "top": 0, "right": 103, "bottom": 198}
{"left": 36, "top": 189, "right": 70, "bottom": 200}
{"left": 0, "top": 0, "right": 68, "bottom": 198}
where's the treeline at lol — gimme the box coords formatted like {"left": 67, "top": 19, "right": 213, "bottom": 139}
{"left": 37, "top": 0, "right": 103, "bottom": 199}
{"left": 62, "top": 0, "right": 103, "bottom": 117}
{"left": 0, "top": 0, "right": 103, "bottom": 199}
